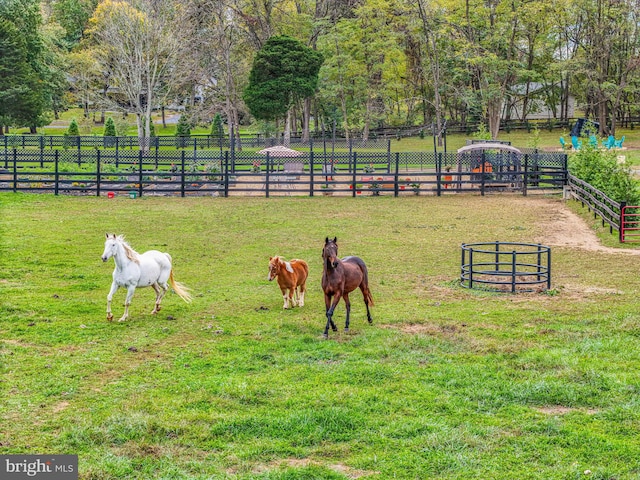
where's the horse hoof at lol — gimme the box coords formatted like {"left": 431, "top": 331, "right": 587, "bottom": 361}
{"left": 344, "top": 328, "right": 349, "bottom": 332}
{"left": 322, "top": 333, "right": 329, "bottom": 340}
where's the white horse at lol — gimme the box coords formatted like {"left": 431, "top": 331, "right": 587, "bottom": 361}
{"left": 101, "top": 233, "right": 192, "bottom": 322}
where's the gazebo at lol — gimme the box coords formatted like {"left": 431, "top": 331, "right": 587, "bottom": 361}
{"left": 455, "top": 143, "right": 523, "bottom": 187}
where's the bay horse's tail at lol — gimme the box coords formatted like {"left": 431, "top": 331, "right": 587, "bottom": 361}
{"left": 348, "top": 256, "right": 374, "bottom": 306}
{"left": 169, "top": 269, "right": 192, "bottom": 303}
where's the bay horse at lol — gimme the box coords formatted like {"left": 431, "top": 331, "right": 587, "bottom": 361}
{"left": 321, "top": 237, "right": 374, "bottom": 338}
{"left": 268, "top": 256, "right": 309, "bottom": 309}
{"left": 101, "top": 233, "right": 192, "bottom": 322}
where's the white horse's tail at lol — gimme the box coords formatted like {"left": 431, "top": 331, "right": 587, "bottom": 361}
{"left": 169, "top": 269, "right": 192, "bottom": 303}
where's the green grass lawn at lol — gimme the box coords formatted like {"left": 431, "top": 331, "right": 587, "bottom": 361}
{"left": 1, "top": 193, "right": 640, "bottom": 479}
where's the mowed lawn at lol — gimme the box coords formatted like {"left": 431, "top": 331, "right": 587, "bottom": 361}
{"left": 1, "top": 192, "right": 640, "bottom": 480}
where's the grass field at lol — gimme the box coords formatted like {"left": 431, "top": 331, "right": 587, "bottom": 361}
{"left": 1, "top": 192, "right": 640, "bottom": 479}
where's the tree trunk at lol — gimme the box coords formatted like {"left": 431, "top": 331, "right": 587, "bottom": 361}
{"left": 284, "top": 109, "right": 292, "bottom": 146}
{"left": 302, "top": 98, "right": 311, "bottom": 142}
{"left": 487, "top": 98, "right": 502, "bottom": 140}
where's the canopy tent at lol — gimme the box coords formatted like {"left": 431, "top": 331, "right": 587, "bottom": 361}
{"left": 456, "top": 143, "right": 523, "bottom": 155}
{"left": 257, "top": 145, "right": 303, "bottom": 157}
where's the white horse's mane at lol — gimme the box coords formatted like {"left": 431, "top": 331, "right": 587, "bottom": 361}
{"left": 116, "top": 235, "right": 140, "bottom": 264}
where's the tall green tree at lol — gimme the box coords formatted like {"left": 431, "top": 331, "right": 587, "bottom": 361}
{"left": 0, "top": 18, "right": 31, "bottom": 133}
{"left": 51, "top": 0, "right": 98, "bottom": 47}
{"left": 244, "top": 35, "right": 323, "bottom": 143}
{"left": 0, "top": 0, "right": 50, "bottom": 132}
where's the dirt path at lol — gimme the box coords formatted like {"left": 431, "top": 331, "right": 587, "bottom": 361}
{"left": 533, "top": 198, "right": 640, "bottom": 255}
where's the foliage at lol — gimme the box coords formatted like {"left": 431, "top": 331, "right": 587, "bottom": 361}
{"left": 527, "top": 125, "right": 541, "bottom": 150}
{"left": 568, "top": 144, "right": 640, "bottom": 204}
{"left": 473, "top": 123, "right": 492, "bottom": 141}
{"left": 51, "top": 0, "right": 98, "bottom": 47}
{"left": 210, "top": 113, "right": 223, "bottom": 138}
{"left": 243, "top": 35, "right": 323, "bottom": 121}
{"left": 0, "top": 4, "right": 48, "bottom": 129}
{"left": 66, "top": 118, "right": 80, "bottom": 136}
{"left": 103, "top": 117, "right": 116, "bottom": 136}
{"left": 86, "top": 0, "right": 182, "bottom": 152}
{"left": 175, "top": 115, "right": 190, "bottom": 137}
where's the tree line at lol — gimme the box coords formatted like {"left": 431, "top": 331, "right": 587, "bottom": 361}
{"left": 1, "top": 0, "right": 639, "bottom": 147}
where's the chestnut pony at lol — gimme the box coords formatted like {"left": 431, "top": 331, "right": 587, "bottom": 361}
{"left": 321, "top": 237, "right": 374, "bottom": 338}
{"left": 268, "top": 256, "right": 309, "bottom": 309}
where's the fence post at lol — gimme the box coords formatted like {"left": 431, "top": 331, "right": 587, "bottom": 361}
{"left": 619, "top": 202, "right": 627, "bottom": 242}
{"left": 394, "top": 152, "right": 400, "bottom": 197}
{"left": 12, "top": 148, "right": 17, "bottom": 193}
{"left": 480, "top": 151, "right": 486, "bottom": 196}
{"left": 180, "top": 150, "right": 185, "bottom": 197}
{"left": 436, "top": 152, "right": 442, "bottom": 197}
{"left": 523, "top": 154, "right": 528, "bottom": 196}
{"left": 265, "top": 153, "right": 270, "bottom": 198}
{"left": 511, "top": 250, "right": 517, "bottom": 293}
{"left": 223, "top": 150, "right": 229, "bottom": 197}
{"left": 96, "top": 149, "right": 101, "bottom": 196}
{"left": 138, "top": 150, "right": 143, "bottom": 198}
{"left": 54, "top": 150, "right": 59, "bottom": 196}
{"left": 310, "top": 151, "right": 315, "bottom": 197}
{"left": 352, "top": 151, "right": 357, "bottom": 197}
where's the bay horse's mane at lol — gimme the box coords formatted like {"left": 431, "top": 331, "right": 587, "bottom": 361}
{"left": 116, "top": 235, "right": 141, "bottom": 264}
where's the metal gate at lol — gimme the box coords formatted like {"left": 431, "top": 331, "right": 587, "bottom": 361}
{"left": 620, "top": 205, "right": 640, "bottom": 242}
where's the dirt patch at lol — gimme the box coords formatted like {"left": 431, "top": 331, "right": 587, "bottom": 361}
{"left": 52, "top": 401, "right": 70, "bottom": 413}
{"left": 532, "top": 198, "right": 640, "bottom": 255}
{"left": 379, "top": 323, "right": 463, "bottom": 336}
{"left": 535, "top": 406, "right": 599, "bottom": 415}
{"left": 251, "top": 458, "right": 378, "bottom": 479}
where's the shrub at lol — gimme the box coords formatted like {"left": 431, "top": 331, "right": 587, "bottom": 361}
{"left": 210, "top": 113, "right": 224, "bottom": 138}
{"left": 473, "top": 123, "right": 491, "bottom": 141}
{"left": 67, "top": 118, "right": 80, "bottom": 136}
{"left": 175, "top": 115, "right": 191, "bottom": 137}
{"left": 103, "top": 117, "right": 116, "bottom": 137}
{"left": 568, "top": 144, "right": 640, "bottom": 205}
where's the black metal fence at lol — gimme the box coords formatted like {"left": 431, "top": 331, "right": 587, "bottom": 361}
{"left": 0, "top": 149, "right": 567, "bottom": 198}
{"left": 0, "top": 133, "right": 393, "bottom": 152}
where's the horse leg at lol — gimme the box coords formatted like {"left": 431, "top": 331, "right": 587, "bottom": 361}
{"left": 298, "top": 283, "right": 306, "bottom": 307}
{"left": 324, "top": 292, "right": 340, "bottom": 338}
{"left": 343, "top": 292, "right": 352, "bottom": 332}
{"left": 151, "top": 283, "right": 167, "bottom": 314}
{"left": 119, "top": 285, "right": 136, "bottom": 322}
{"left": 281, "top": 286, "right": 289, "bottom": 309}
{"left": 106, "top": 281, "right": 119, "bottom": 321}
{"left": 289, "top": 286, "right": 297, "bottom": 307}
{"left": 361, "top": 285, "right": 373, "bottom": 324}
